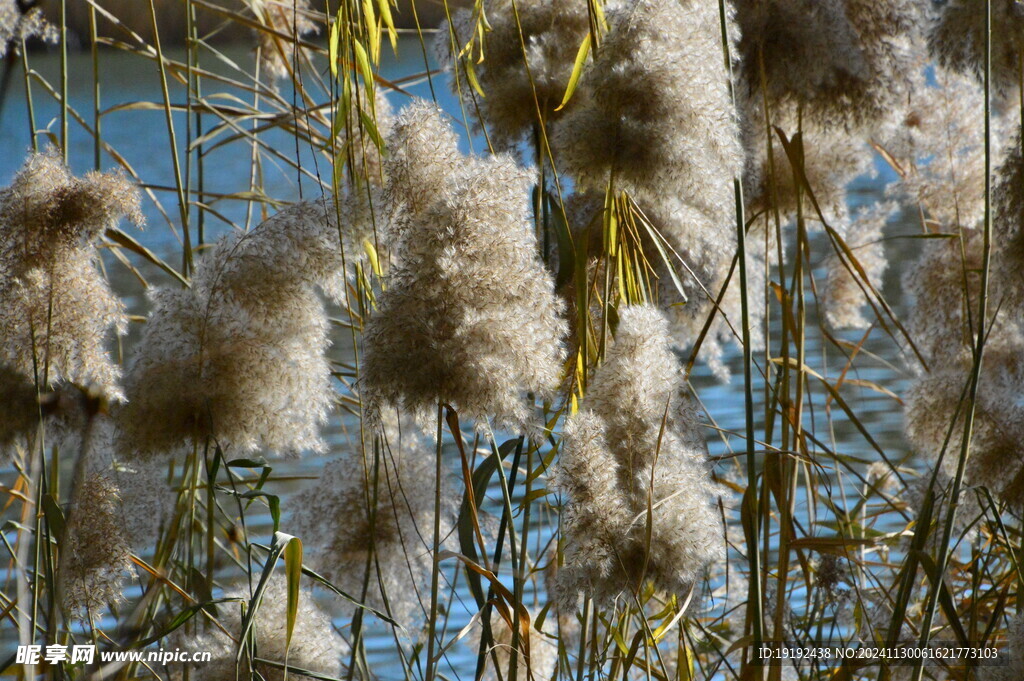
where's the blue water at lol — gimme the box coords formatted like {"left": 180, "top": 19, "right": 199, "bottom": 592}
{"left": 0, "top": 38, "right": 919, "bottom": 680}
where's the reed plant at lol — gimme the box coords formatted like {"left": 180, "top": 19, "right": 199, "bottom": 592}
{"left": 2, "top": 1, "right": 1024, "bottom": 680}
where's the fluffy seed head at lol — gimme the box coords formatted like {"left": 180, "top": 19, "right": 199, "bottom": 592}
{"left": 59, "top": 467, "right": 133, "bottom": 621}
{"left": 903, "top": 229, "right": 987, "bottom": 368}
{"left": 816, "top": 554, "right": 852, "bottom": 600}
{"left": 119, "top": 199, "right": 347, "bottom": 458}
{"left": 382, "top": 100, "right": 462, "bottom": 215}
{"left": 175, "top": 573, "right": 346, "bottom": 681}
{"left": 880, "top": 69, "right": 1018, "bottom": 232}
{"left": 742, "top": 109, "right": 872, "bottom": 231}
{"left": 552, "top": 0, "right": 743, "bottom": 209}
{"left": 438, "top": 0, "right": 592, "bottom": 147}
{"left": 556, "top": 306, "right": 722, "bottom": 605}
{"left": 901, "top": 222, "right": 1024, "bottom": 385}
{"left": 994, "top": 132, "right": 1024, "bottom": 311}
{"left": 899, "top": 125, "right": 1024, "bottom": 508}
{"left": 113, "top": 452, "right": 180, "bottom": 554}
{"left": 0, "top": 0, "right": 56, "bottom": 57}
{"left": 735, "top": 0, "right": 924, "bottom": 128}
{"left": 549, "top": 0, "right": 746, "bottom": 378}
{"left": 361, "top": 101, "right": 567, "bottom": 430}
{"left": 0, "top": 149, "right": 142, "bottom": 400}
{"left": 340, "top": 87, "right": 394, "bottom": 187}
{"left": 289, "top": 420, "right": 455, "bottom": 630}
{"left": 585, "top": 306, "right": 706, "bottom": 476}
{"left": 554, "top": 410, "right": 634, "bottom": 606}
{"left": 930, "top": 0, "right": 1024, "bottom": 99}
{"left": 466, "top": 608, "right": 558, "bottom": 681}
{"left": 245, "top": 0, "right": 319, "bottom": 84}
{"left": 822, "top": 203, "right": 893, "bottom": 330}
{"left": 904, "top": 360, "right": 1024, "bottom": 508}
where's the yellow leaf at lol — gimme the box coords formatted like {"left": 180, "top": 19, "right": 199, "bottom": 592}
{"left": 362, "top": 238, "right": 383, "bottom": 277}
{"left": 328, "top": 10, "right": 341, "bottom": 79}
{"left": 353, "top": 38, "right": 374, "bottom": 89}
{"left": 362, "top": 0, "right": 379, "bottom": 64}
{"left": 465, "top": 59, "right": 486, "bottom": 98}
{"left": 377, "top": 0, "right": 397, "bottom": 52}
{"left": 284, "top": 537, "right": 304, "bottom": 649}
{"left": 555, "top": 33, "right": 591, "bottom": 112}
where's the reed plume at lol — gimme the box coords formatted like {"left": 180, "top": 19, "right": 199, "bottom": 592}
{"left": 930, "top": 0, "right": 1024, "bottom": 99}
{"left": 361, "top": 100, "right": 567, "bottom": 430}
{"left": 551, "top": 0, "right": 742, "bottom": 206}
{"left": 550, "top": 0, "right": 745, "bottom": 377}
{"left": 993, "top": 132, "right": 1024, "bottom": 313}
{"left": 735, "top": 0, "right": 924, "bottom": 130}
{"left": 0, "top": 0, "right": 56, "bottom": 57}
{"left": 113, "top": 452, "right": 180, "bottom": 553}
{"left": 0, "top": 150, "right": 140, "bottom": 458}
{"left": 742, "top": 111, "right": 872, "bottom": 232}
{"left": 903, "top": 358, "right": 1024, "bottom": 508}
{"left": 900, "top": 130, "right": 1024, "bottom": 508}
{"left": 438, "top": 0, "right": 592, "bottom": 148}
{"left": 821, "top": 203, "right": 892, "bottom": 330}
{"left": 556, "top": 306, "right": 722, "bottom": 606}
{"left": 880, "top": 69, "right": 1017, "bottom": 232}
{"left": 59, "top": 469, "right": 133, "bottom": 620}
{"left": 119, "top": 198, "right": 351, "bottom": 458}
{"left": 244, "top": 0, "right": 319, "bottom": 84}
{"left": 902, "top": 229, "right": 968, "bottom": 358}
{"left": 467, "top": 608, "right": 558, "bottom": 681}
{"left": 340, "top": 87, "right": 394, "bottom": 189}
{"left": 175, "top": 573, "right": 346, "bottom": 681}
{"left": 290, "top": 416, "right": 454, "bottom": 629}
{"left": 737, "top": 0, "right": 924, "bottom": 339}
{"left": 0, "top": 148, "right": 142, "bottom": 401}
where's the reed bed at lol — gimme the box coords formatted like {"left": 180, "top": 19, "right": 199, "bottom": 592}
{"left": 1, "top": 1, "right": 1023, "bottom": 680}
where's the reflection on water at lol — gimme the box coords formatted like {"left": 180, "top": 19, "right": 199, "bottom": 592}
{"left": 0, "top": 39, "right": 920, "bottom": 680}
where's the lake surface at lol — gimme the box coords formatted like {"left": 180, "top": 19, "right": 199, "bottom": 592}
{"left": 0, "top": 37, "right": 920, "bottom": 680}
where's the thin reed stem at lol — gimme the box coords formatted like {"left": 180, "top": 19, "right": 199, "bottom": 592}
{"left": 716, "top": 0, "right": 763, "bottom": 673}
{"left": 910, "top": 2, "right": 995, "bottom": 679}
{"left": 147, "top": 0, "right": 192, "bottom": 275}
{"left": 424, "top": 402, "right": 445, "bottom": 681}
{"left": 60, "top": 0, "right": 68, "bottom": 162}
